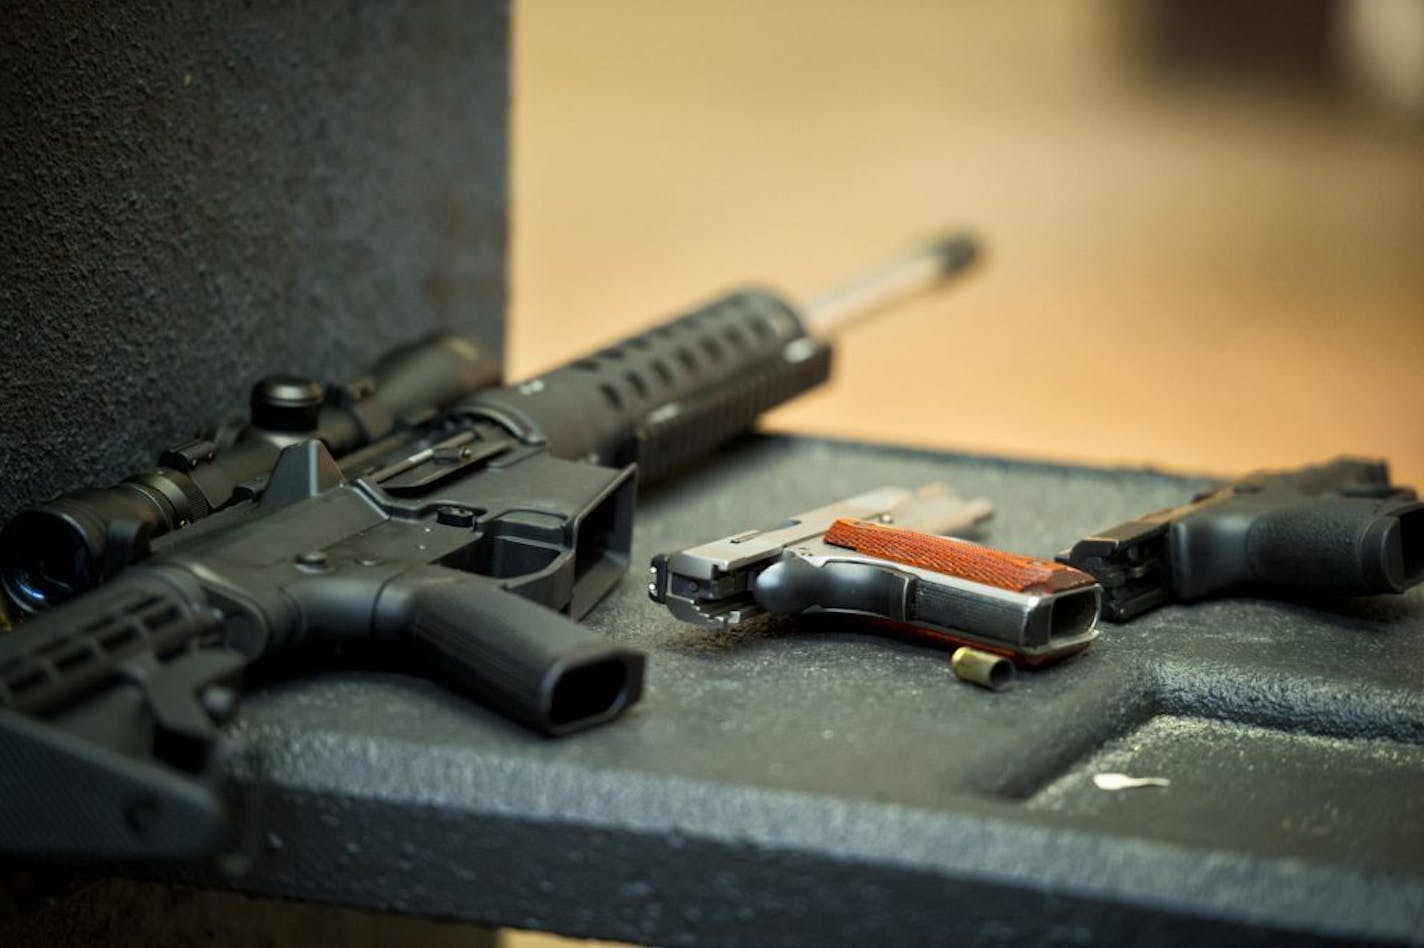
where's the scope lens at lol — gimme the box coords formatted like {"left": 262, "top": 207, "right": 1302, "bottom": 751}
{"left": 1, "top": 511, "right": 94, "bottom": 611}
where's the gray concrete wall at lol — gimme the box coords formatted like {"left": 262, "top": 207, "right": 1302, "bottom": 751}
{"left": 0, "top": 0, "right": 509, "bottom": 524}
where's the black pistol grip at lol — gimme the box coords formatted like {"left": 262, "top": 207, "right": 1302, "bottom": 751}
{"left": 1245, "top": 496, "right": 1424, "bottom": 595}
{"left": 381, "top": 567, "right": 645, "bottom": 736}
{"left": 1172, "top": 495, "right": 1424, "bottom": 600}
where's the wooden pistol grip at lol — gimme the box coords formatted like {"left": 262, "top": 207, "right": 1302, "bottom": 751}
{"left": 823, "top": 518, "right": 1096, "bottom": 596}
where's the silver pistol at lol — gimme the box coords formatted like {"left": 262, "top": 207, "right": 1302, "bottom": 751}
{"left": 650, "top": 484, "right": 1100, "bottom": 665}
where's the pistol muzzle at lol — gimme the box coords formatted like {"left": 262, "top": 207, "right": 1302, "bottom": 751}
{"left": 1057, "top": 520, "right": 1172, "bottom": 622}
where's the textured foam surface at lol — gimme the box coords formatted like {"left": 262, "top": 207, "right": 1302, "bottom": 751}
{"left": 195, "top": 435, "right": 1423, "bottom": 945}
{"left": 0, "top": 1, "right": 509, "bottom": 526}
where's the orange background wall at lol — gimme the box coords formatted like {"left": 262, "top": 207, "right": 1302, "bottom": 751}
{"left": 510, "top": 1, "right": 1423, "bottom": 486}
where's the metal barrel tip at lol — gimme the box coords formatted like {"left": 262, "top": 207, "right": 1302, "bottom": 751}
{"left": 927, "top": 232, "right": 980, "bottom": 274}
{"left": 803, "top": 228, "right": 984, "bottom": 338}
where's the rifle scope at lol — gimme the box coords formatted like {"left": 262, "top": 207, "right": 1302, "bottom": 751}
{"left": 1, "top": 336, "right": 499, "bottom": 613}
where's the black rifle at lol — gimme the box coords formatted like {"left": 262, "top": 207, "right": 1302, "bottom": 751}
{"left": 1058, "top": 458, "right": 1423, "bottom": 621}
{"left": 0, "top": 334, "right": 500, "bottom": 611}
{"left": 0, "top": 233, "right": 980, "bottom": 862}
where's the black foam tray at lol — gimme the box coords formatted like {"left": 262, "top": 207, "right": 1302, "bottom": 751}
{"left": 206, "top": 435, "right": 1424, "bottom": 946}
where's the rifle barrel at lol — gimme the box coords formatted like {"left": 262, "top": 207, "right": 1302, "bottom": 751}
{"left": 804, "top": 232, "right": 979, "bottom": 337}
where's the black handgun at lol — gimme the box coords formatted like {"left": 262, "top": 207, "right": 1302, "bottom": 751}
{"left": 1057, "top": 458, "right": 1423, "bottom": 621}
{"left": 0, "top": 232, "right": 980, "bottom": 862}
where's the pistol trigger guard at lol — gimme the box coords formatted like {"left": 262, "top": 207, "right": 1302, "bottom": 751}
{"left": 754, "top": 555, "right": 913, "bottom": 623}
